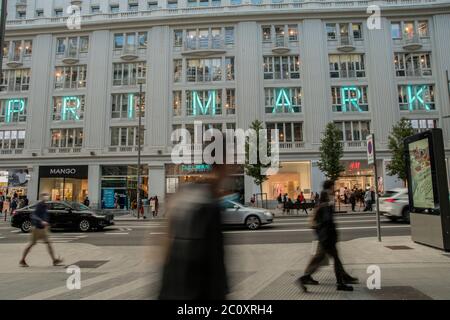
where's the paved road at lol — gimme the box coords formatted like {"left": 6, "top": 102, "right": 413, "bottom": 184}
{"left": 0, "top": 213, "right": 410, "bottom": 246}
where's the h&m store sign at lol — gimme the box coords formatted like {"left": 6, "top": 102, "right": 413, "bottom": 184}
{"left": 39, "top": 166, "right": 88, "bottom": 179}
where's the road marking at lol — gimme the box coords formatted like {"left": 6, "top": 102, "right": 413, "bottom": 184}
{"left": 10, "top": 230, "right": 21, "bottom": 233}
{"left": 223, "top": 225, "right": 409, "bottom": 234}
{"left": 0, "top": 236, "right": 5, "bottom": 239}
{"left": 149, "top": 232, "right": 167, "bottom": 235}
{"left": 274, "top": 219, "right": 389, "bottom": 226}
{"left": 105, "top": 232, "right": 129, "bottom": 235}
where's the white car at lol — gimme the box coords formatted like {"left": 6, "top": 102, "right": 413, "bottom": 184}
{"left": 379, "top": 188, "right": 410, "bottom": 222}
{"left": 221, "top": 200, "right": 274, "bottom": 230}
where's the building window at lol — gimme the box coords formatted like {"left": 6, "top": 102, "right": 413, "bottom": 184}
{"left": 128, "top": 3, "right": 139, "bottom": 11}
{"left": 0, "top": 99, "right": 27, "bottom": 123}
{"left": 326, "top": 23, "right": 336, "bottom": 40}
{"left": 391, "top": 22, "right": 401, "bottom": 39}
{"left": 394, "top": 52, "right": 432, "bottom": 77}
{"left": 186, "top": 90, "right": 223, "bottom": 116}
{"left": 332, "top": 86, "right": 369, "bottom": 112}
{"left": 2, "top": 39, "right": 33, "bottom": 62}
{"left": 174, "top": 30, "right": 183, "bottom": 48}
{"left": 266, "top": 122, "right": 303, "bottom": 143}
{"left": 54, "top": 65, "right": 87, "bottom": 89}
{"left": 0, "top": 130, "right": 26, "bottom": 149}
{"left": 262, "top": 26, "right": 271, "bottom": 42}
{"left": 225, "top": 57, "right": 234, "bottom": 81}
{"left": 110, "top": 5, "right": 120, "bottom": 13}
{"left": 16, "top": 10, "right": 26, "bottom": 19}
{"left": 174, "top": 59, "right": 182, "bottom": 82}
{"left": 148, "top": 1, "right": 158, "bottom": 9}
{"left": 36, "top": 9, "right": 44, "bottom": 17}
{"left": 398, "top": 85, "right": 435, "bottom": 111}
{"left": 56, "top": 36, "right": 89, "bottom": 56}
{"left": 51, "top": 128, "right": 83, "bottom": 148}
{"left": 52, "top": 96, "right": 85, "bottom": 121}
{"left": 335, "top": 121, "right": 370, "bottom": 142}
{"left": 225, "top": 89, "right": 236, "bottom": 115}
{"left": 0, "top": 69, "right": 31, "bottom": 92}
{"left": 186, "top": 58, "right": 222, "bottom": 82}
{"left": 264, "top": 88, "right": 301, "bottom": 113}
{"left": 91, "top": 5, "right": 100, "bottom": 13}
{"left": 263, "top": 56, "right": 300, "bottom": 80}
{"left": 261, "top": 25, "right": 299, "bottom": 44}
{"left": 409, "top": 119, "right": 437, "bottom": 133}
{"left": 326, "top": 23, "right": 363, "bottom": 41}
{"left": 111, "top": 93, "right": 146, "bottom": 119}
{"left": 173, "top": 91, "right": 182, "bottom": 116}
{"left": 112, "top": 62, "right": 147, "bottom": 86}
{"left": 225, "top": 27, "right": 235, "bottom": 45}
{"left": 54, "top": 9, "right": 63, "bottom": 17}
{"left": 110, "top": 127, "right": 143, "bottom": 147}
{"left": 114, "top": 32, "right": 148, "bottom": 51}
{"left": 391, "top": 20, "right": 429, "bottom": 39}
{"left": 329, "top": 54, "right": 365, "bottom": 78}
{"left": 167, "top": 0, "right": 178, "bottom": 8}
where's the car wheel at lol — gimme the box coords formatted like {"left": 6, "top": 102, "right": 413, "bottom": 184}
{"left": 245, "top": 215, "right": 261, "bottom": 230}
{"left": 79, "top": 220, "right": 91, "bottom": 232}
{"left": 402, "top": 207, "right": 410, "bottom": 223}
{"left": 21, "top": 220, "right": 32, "bottom": 233}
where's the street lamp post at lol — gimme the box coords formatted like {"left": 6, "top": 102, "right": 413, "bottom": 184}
{"left": 136, "top": 77, "right": 145, "bottom": 220}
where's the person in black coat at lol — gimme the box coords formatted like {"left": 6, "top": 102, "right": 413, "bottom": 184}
{"left": 159, "top": 164, "right": 228, "bottom": 300}
{"left": 297, "top": 180, "right": 358, "bottom": 292}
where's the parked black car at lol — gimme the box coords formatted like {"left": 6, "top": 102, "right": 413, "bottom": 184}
{"left": 11, "top": 201, "right": 114, "bottom": 233}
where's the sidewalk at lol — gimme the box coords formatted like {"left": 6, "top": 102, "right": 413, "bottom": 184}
{"left": 1, "top": 235, "right": 449, "bottom": 299}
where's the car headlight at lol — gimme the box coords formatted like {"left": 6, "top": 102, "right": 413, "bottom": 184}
{"left": 264, "top": 212, "right": 273, "bottom": 218}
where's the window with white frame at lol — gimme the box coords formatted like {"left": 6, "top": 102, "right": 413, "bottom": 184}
{"left": 175, "top": 27, "right": 234, "bottom": 50}
{"left": 52, "top": 96, "right": 85, "bottom": 121}
{"left": 263, "top": 56, "right": 300, "bottom": 80}
{"left": 398, "top": 85, "right": 435, "bottom": 111}
{"left": 148, "top": 1, "right": 158, "bottom": 9}
{"left": 266, "top": 122, "right": 303, "bottom": 144}
{"left": 2, "top": 39, "right": 33, "bottom": 62}
{"left": 111, "top": 93, "right": 146, "bottom": 119}
{"left": 334, "top": 121, "right": 370, "bottom": 142}
{"left": 186, "top": 90, "right": 223, "bottom": 116}
{"left": 225, "top": 89, "right": 236, "bottom": 115}
{"left": 261, "top": 24, "right": 299, "bottom": 45}
{"left": 56, "top": 36, "right": 89, "bottom": 57}
{"left": 391, "top": 20, "right": 429, "bottom": 39}
{"left": 329, "top": 54, "right": 365, "bottom": 78}
{"left": 110, "top": 127, "right": 144, "bottom": 147}
{"left": 110, "top": 5, "right": 120, "bottom": 13}
{"left": 326, "top": 22, "right": 363, "bottom": 41}
{"left": 0, "top": 99, "right": 27, "bottom": 123}
{"left": 54, "top": 65, "right": 87, "bottom": 89}
{"left": 394, "top": 52, "right": 432, "bottom": 77}
{"left": 186, "top": 58, "right": 222, "bottom": 82}
{"left": 173, "top": 91, "right": 182, "bottom": 116}
{"left": 0, "top": 69, "right": 30, "bottom": 92}
{"left": 128, "top": 3, "right": 139, "bottom": 11}
{"left": 51, "top": 128, "right": 83, "bottom": 148}
{"left": 409, "top": 119, "right": 437, "bottom": 133}
{"left": 54, "top": 8, "right": 63, "bottom": 17}
{"left": 174, "top": 59, "right": 182, "bottom": 83}
{"left": 264, "top": 88, "right": 302, "bottom": 113}
{"left": 113, "top": 32, "right": 148, "bottom": 51}
{"left": 0, "top": 130, "right": 26, "bottom": 149}
{"left": 91, "top": 5, "right": 100, "bottom": 13}
{"left": 112, "top": 62, "right": 147, "bottom": 86}
{"left": 332, "top": 86, "right": 369, "bottom": 112}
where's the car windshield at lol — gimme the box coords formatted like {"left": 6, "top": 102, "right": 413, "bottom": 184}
{"left": 220, "top": 200, "right": 243, "bottom": 209}
{"left": 66, "top": 202, "right": 90, "bottom": 211}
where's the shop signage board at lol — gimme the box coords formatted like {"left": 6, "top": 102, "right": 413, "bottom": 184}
{"left": 366, "top": 134, "right": 374, "bottom": 165}
{"left": 39, "top": 165, "right": 88, "bottom": 179}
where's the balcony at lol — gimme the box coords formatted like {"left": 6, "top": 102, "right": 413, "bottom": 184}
{"left": 108, "top": 146, "right": 142, "bottom": 152}
{"left": 120, "top": 45, "right": 140, "bottom": 61}
{"left": 336, "top": 36, "right": 356, "bottom": 52}
{"left": 272, "top": 36, "right": 291, "bottom": 54}
{"left": 182, "top": 36, "right": 226, "bottom": 57}
{"left": 48, "top": 147, "right": 82, "bottom": 154}
{"left": 279, "top": 141, "right": 305, "bottom": 150}
{"left": 61, "top": 49, "right": 80, "bottom": 65}
{"left": 341, "top": 141, "right": 367, "bottom": 149}
{"left": 0, "top": 149, "right": 23, "bottom": 155}
{"left": 402, "top": 34, "right": 423, "bottom": 51}
{"left": 5, "top": 53, "right": 24, "bottom": 68}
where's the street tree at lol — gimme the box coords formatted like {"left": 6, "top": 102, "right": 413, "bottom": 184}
{"left": 386, "top": 118, "right": 415, "bottom": 185}
{"left": 317, "top": 122, "right": 345, "bottom": 183}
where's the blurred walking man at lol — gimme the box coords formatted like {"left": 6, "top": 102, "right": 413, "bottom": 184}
{"left": 298, "top": 180, "right": 358, "bottom": 292}
{"left": 19, "top": 193, "right": 63, "bottom": 267}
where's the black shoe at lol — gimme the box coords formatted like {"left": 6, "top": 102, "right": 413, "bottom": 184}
{"left": 343, "top": 275, "right": 359, "bottom": 284}
{"left": 337, "top": 284, "right": 354, "bottom": 291}
{"left": 301, "top": 275, "right": 319, "bottom": 285}
{"left": 297, "top": 277, "right": 307, "bottom": 293}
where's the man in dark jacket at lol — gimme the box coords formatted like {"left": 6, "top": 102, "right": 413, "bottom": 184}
{"left": 159, "top": 164, "right": 228, "bottom": 300}
{"left": 19, "top": 194, "right": 63, "bottom": 267}
{"left": 297, "top": 180, "right": 358, "bottom": 292}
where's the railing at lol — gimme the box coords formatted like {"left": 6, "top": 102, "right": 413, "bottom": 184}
{"left": 4, "top": 0, "right": 442, "bottom": 27}
{"left": 403, "top": 34, "right": 422, "bottom": 45}
{"left": 279, "top": 141, "right": 305, "bottom": 149}
{"left": 341, "top": 141, "right": 367, "bottom": 148}
{"left": 338, "top": 35, "right": 355, "bottom": 46}
{"left": 1, "top": 149, "right": 24, "bottom": 155}
{"left": 48, "top": 147, "right": 82, "bottom": 154}
{"left": 274, "top": 35, "right": 287, "bottom": 47}
{"left": 108, "top": 146, "right": 142, "bottom": 152}
{"left": 184, "top": 36, "right": 224, "bottom": 51}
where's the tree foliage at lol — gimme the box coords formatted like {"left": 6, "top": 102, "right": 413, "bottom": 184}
{"left": 386, "top": 118, "right": 415, "bottom": 183}
{"left": 318, "top": 122, "right": 345, "bottom": 182}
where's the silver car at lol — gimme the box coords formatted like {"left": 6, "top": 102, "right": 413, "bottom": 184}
{"left": 221, "top": 200, "right": 274, "bottom": 230}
